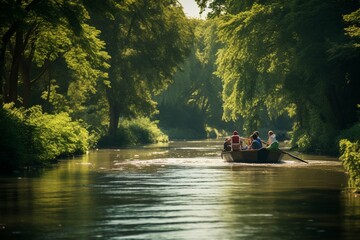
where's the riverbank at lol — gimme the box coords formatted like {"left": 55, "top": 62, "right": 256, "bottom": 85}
{"left": 0, "top": 107, "right": 168, "bottom": 173}
{"left": 2, "top": 105, "right": 359, "bottom": 195}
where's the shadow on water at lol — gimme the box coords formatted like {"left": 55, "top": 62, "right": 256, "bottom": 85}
{"left": 1, "top": 140, "right": 360, "bottom": 239}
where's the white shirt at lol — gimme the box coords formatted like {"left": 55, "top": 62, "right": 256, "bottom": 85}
{"left": 268, "top": 134, "right": 278, "bottom": 144}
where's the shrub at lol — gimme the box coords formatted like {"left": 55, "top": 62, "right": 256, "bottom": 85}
{"left": 339, "top": 139, "right": 360, "bottom": 193}
{"left": 290, "top": 120, "right": 338, "bottom": 155}
{"left": 0, "top": 108, "right": 41, "bottom": 172}
{"left": 98, "top": 117, "right": 168, "bottom": 147}
{"left": 337, "top": 122, "right": 360, "bottom": 143}
{"left": 28, "top": 109, "right": 89, "bottom": 160}
{"left": 1, "top": 105, "right": 89, "bottom": 171}
{"left": 123, "top": 118, "right": 168, "bottom": 144}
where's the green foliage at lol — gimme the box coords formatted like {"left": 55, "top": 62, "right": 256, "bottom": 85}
{"left": 75, "top": 94, "right": 110, "bottom": 148}
{"left": 293, "top": 131, "right": 312, "bottom": 151}
{"left": 124, "top": 118, "right": 168, "bottom": 145}
{"left": 98, "top": 118, "right": 168, "bottom": 147}
{"left": 205, "top": 126, "right": 228, "bottom": 139}
{"left": 40, "top": 80, "right": 70, "bottom": 113}
{"left": 339, "top": 139, "right": 360, "bottom": 193}
{"left": 157, "top": 19, "right": 229, "bottom": 138}
{"left": 1, "top": 0, "right": 358, "bottom": 167}
{"left": 1, "top": 0, "right": 112, "bottom": 162}
{"left": 0, "top": 107, "right": 41, "bottom": 172}
{"left": 338, "top": 122, "right": 360, "bottom": 143}
{"left": 216, "top": 2, "right": 292, "bottom": 128}
{"left": 90, "top": 0, "right": 194, "bottom": 135}
{"left": 344, "top": 8, "right": 360, "bottom": 48}
{"left": 3, "top": 105, "right": 89, "bottom": 165}
{"left": 1, "top": 0, "right": 110, "bottom": 107}
{"left": 24, "top": 106, "right": 89, "bottom": 160}
{"left": 291, "top": 105, "right": 339, "bottom": 154}
{"left": 33, "top": 19, "right": 110, "bottom": 113}
{"left": 157, "top": 102, "right": 207, "bottom": 140}
{"left": 201, "top": 0, "right": 359, "bottom": 154}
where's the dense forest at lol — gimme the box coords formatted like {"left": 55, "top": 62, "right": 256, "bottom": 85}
{"left": 0, "top": 0, "right": 359, "bottom": 188}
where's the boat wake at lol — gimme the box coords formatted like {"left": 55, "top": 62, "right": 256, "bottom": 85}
{"left": 109, "top": 156, "right": 343, "bottom": 171}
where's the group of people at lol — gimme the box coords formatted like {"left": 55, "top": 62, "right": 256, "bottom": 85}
{"left": 223, "top": 130, "right": 279, "bottom": 151}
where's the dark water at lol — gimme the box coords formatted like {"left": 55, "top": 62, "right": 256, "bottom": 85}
{"left": 1, "top": 140, "right": 359, "bottom": 239}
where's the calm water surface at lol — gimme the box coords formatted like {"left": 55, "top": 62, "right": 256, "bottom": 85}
{"left": 1, "top": 140, "right": 360, "bottom": 239}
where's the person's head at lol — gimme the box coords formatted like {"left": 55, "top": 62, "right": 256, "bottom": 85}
{"left": 252, "top": 133, "right": 258, "bottom": 140}
{"left": 254, "top": 131, "right": 259, "bottom": 137}
{"left": 268, "top": 130, "right": 274, "bottom": 136}
{"left": 233, "top": 131, "right": 238, "bottom": 135}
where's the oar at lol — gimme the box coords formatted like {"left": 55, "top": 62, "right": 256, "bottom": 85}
{"left": 279, "top": 149, "right": 308, "bottom": 164}
{"left": 260, "top": 139, "right": 308, "bottom": 164}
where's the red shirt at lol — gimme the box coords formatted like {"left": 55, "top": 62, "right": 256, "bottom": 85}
{"left": 231, "top": 135, "right": 240, "bottom": 144}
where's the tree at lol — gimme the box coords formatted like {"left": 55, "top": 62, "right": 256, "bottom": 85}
{"left": 156, "top": 19, "right": 227, "bottom": 138}
{"left": 90, "top": 0, "right": 193, "bottom": 137}
{"left": 281, "top": 0, "right": 360, "bottom": 151}
{"left": 0, "top": 0, "right": 109, "bottom": 108}
{"left": 198, "top": 0, "right": 360, "bottom": 152}
{"left": 215, "top": 2, "right": 291, "bottom": 132}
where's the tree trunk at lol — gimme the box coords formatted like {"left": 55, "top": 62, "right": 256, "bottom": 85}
{"left": 108, "top": 100, "right": 120, "bottom": 137}
{"left": 44, "top": 62, "right": 52, "bottom": 112}
{"left": 5, "top": 30, "right": 23, "bottom": 104}
{"left": 20, "top": 55, "right": 31, "bottom": 107}
{"left": 1, "top": 0, "right": 40, "bottom": 104}
{"left": 0, "top": 43, "right": 8, "bottom": 104}
{"left": 0, "top": 23, "right": 18, "bottom": 104}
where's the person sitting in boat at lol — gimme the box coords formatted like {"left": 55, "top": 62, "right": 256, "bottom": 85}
{"left": 223, "top": 138, "right": 231, "bottom": 151}
{"left": 226, "top": 131, "right": 245, "bottom": 151}
{"left": 249, "top": 133, "right": 262, "bottom": 150}
{"left": 266, "top": 130, "right": 279, "bottom": 150}
{"left": 253, "top": 131, "right": 263, "bottom": 146}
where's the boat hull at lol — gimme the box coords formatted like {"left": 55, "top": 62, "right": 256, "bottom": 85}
{"left": 221, "top": 148, "right": 283, "bottom": 163}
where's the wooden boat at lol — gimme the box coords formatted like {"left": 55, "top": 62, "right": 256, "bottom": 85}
{"left": 221, "top": 148, "right": 284, "bottom": 163}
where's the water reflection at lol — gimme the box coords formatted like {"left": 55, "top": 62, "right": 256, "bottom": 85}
{"left": 0, "top": 140, "right": 359, "bottom": 239}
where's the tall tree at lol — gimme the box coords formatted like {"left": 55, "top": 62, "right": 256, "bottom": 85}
{"left": 281, "top": 0, "right": 360, "bottom": 151}
{"left": 157, "top": 19, "right": 227, "bottom": 138}
{"left": 0, "top": 0, "right": 109, "bottom": 108}
{"left": 1, "top": 0, "right": 76, "bottom": 104}
{"left": 198, "top": 0, "right": 360, "bottom": 152}
{"left": 216, "top": 2, "right": 291, "bottom": 131}
{"left": 90, "top": 0, "right": 193, "bottom": 137}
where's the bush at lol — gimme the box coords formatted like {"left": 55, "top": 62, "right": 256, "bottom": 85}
{"left": 337, "top": 122, "right": 360, "bottom": 143}
{"left": 1, "top": 105, "right": 89, "bottom": 172}
{"left": 205, "top": 126, "right": 228, "bottom": 139}
{"left": 290, "top": 120, "right": 338, "bottom": 155}
{"left": 98, "top": 117, "right": 168, "bottom": 147}
{"left": 26, "top": 108, "right": 89, "bottom": 160}
{"left": 339, "top": 139, "right": 360, "bottom": 193}
{"left": 0, "top": 108, "right": 41, "bottom": 172}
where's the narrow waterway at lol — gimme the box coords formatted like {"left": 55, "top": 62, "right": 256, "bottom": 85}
{"left": 1, "top": 140, "right": 359, "bottom": 239}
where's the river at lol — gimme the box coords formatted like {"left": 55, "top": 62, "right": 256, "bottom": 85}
{"left": 0, "top": 140, "right": 359, "bottom": 239}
